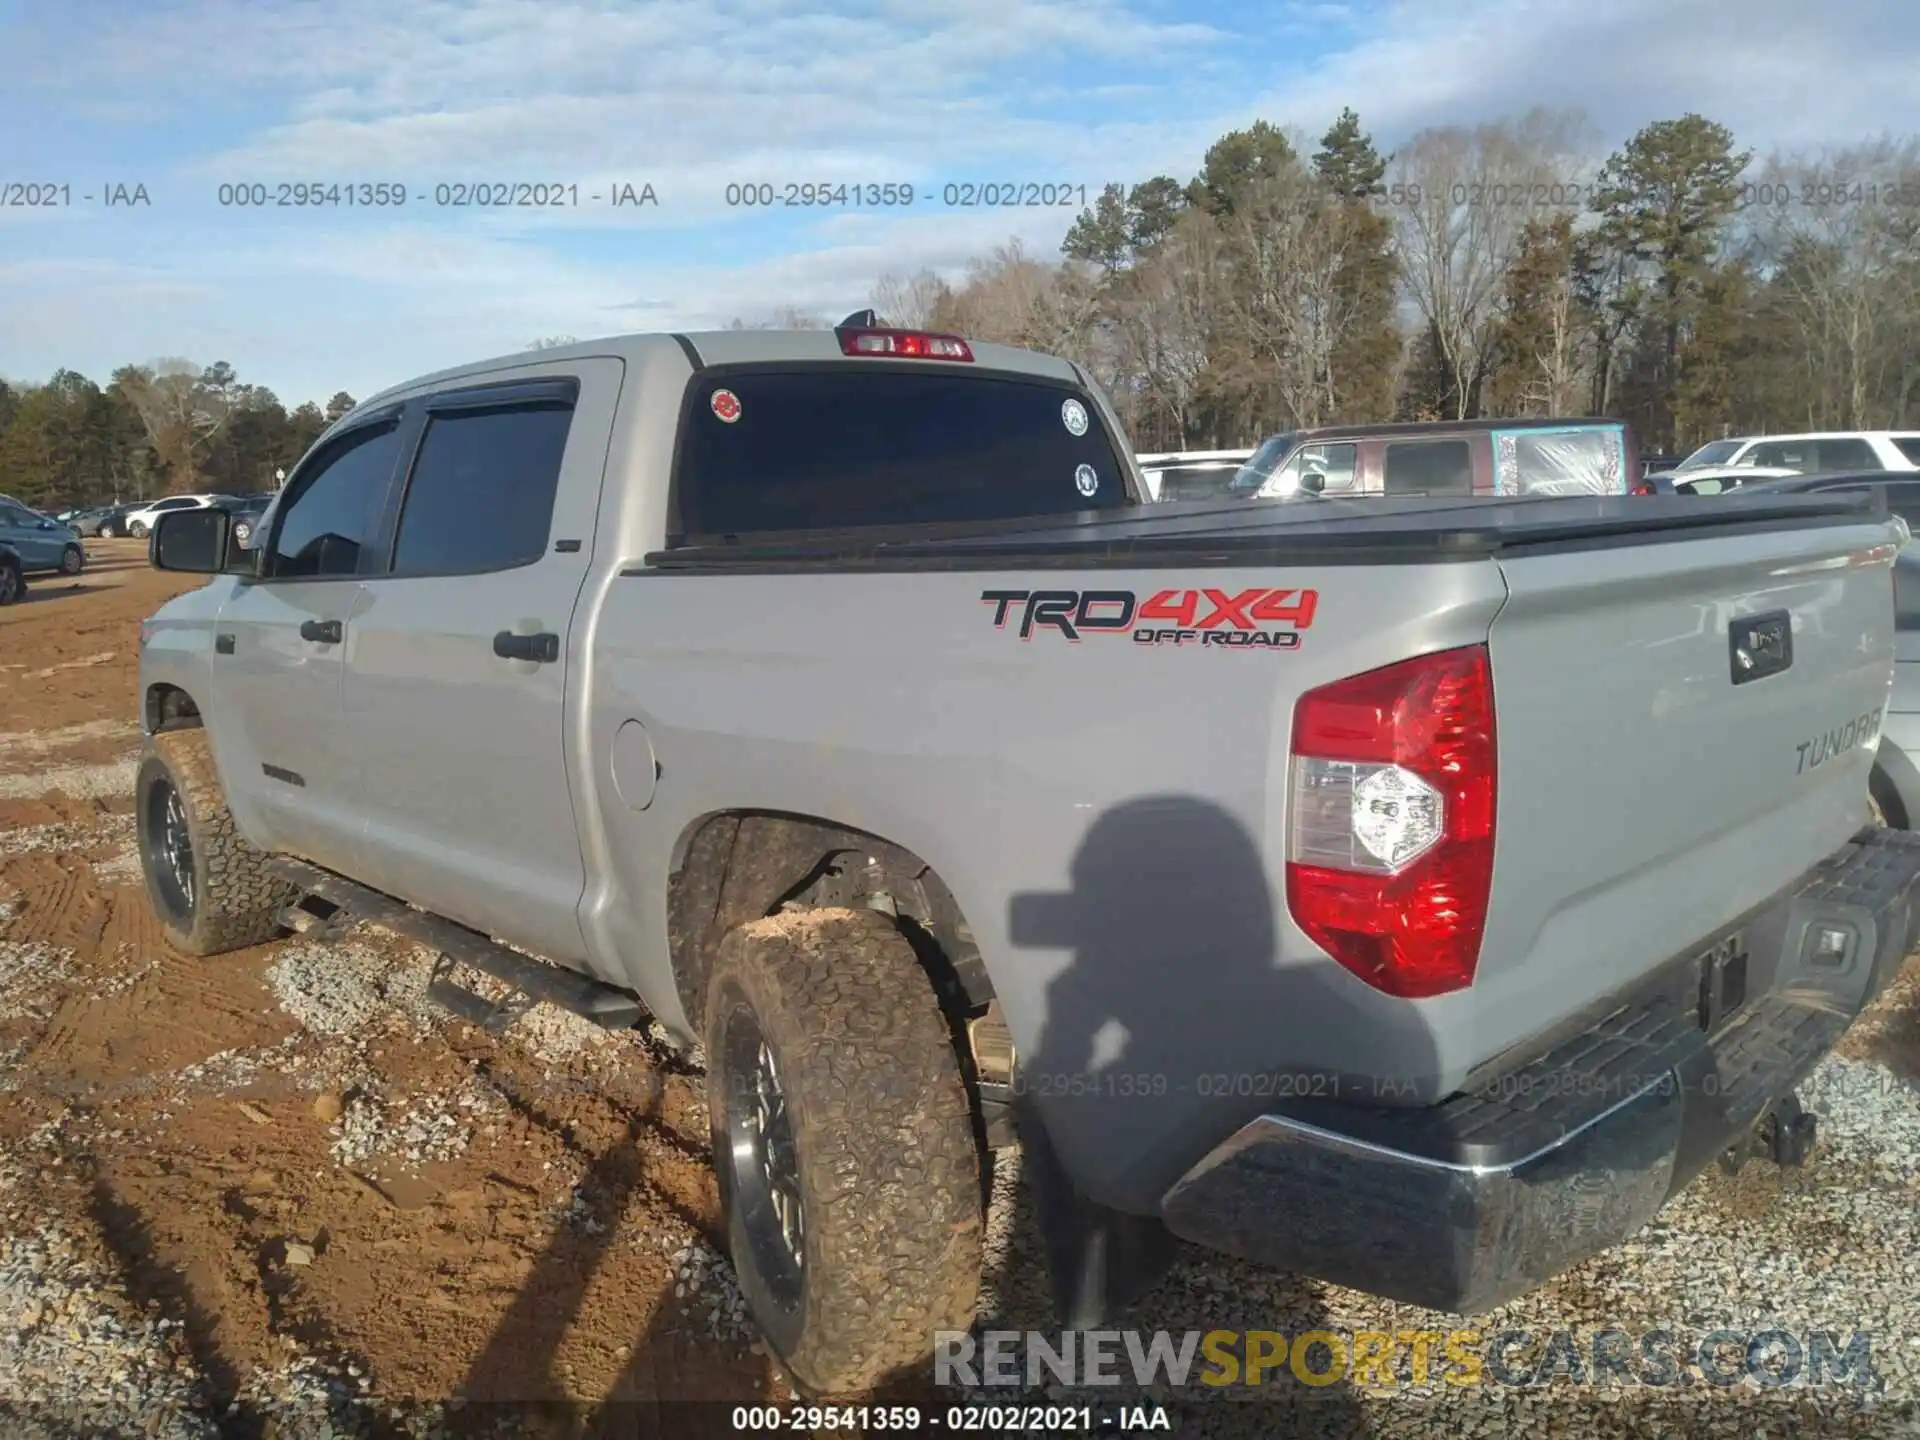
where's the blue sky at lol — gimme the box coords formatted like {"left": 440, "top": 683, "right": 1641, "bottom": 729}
{"left": 2, "top": 0, "right": 1917, "bottom": 407}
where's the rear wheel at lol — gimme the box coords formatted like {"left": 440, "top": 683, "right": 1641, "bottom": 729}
{"left": 704, "top": 907, "right": 982, "bottom": 1396}
{"left": 0, "top": 556, "right": 21, "bottom": 605}
{"left": 98, "top": 521, "right": 118, "bottom": 538}
{"left": 128, "top": 520, "right": 149, "bottom": 539}
{"left": 136, "top": 729, "right": 297, "bottom": 955}
{"left": 58, "top": 544, "right": 84, "bottom": 576}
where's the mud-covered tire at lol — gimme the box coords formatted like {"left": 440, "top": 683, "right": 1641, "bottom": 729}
{"left": 704, "top": 907, "right": 982, "bottom": 1397}
{"left": 58, "top": 544, "right": 84, "bottom": 576}
{"left": 136, "top": 729, "right": 297, "bottom": 956}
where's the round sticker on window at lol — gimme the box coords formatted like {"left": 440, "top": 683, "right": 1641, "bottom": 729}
{"left": 1075, "top": 464, "right": 1099, "bottom": 497}
{"left": 710, "top": 388, "right": 742, "bottom": 423}
{"left": 1062, "top": 398, "right": 1089, "bottom": 436}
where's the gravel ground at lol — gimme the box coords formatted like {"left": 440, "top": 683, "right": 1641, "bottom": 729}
{"left": 1, "top": 556, "right": 1917, "bottom": 1438}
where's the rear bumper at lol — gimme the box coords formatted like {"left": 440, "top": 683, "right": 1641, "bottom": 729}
{"left": 1159, "top": 826, "right": 1920, "bottom": 1315}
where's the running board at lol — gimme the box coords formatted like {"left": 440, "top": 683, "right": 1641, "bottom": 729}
{"left": 266, "top": 857, "right": 645, "bottom": 1030}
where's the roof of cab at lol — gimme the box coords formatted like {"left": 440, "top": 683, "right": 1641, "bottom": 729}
{"left": 347, "top": 328, "right": 1085, "bottom": 419}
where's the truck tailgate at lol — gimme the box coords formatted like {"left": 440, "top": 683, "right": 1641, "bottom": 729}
{"left": 1472, "top": 515, "right": 1903, "bottom": 1063}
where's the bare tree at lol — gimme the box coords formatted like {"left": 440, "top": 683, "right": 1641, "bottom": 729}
{"left": 1389, "top": 109, "right": 1598, "bottom": 418}
{"left": 1747, "top": 139, "right": 1920, "bottom": 428}
{"left": 869, "top": 269, "right": 952, "bottom": 329}
{"left": 114, "top": 359, "right": 239, "bottom": 494}
{"left": 1111, "top": 212, "right": 1226, "bottom": 446}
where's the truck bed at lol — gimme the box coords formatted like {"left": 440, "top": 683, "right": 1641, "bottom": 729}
{"left": 638, "top": 491, "right": 1886, "bottom": 570}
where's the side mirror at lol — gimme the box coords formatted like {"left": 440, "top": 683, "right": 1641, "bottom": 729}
{"left": 1299, "top": 470, "right": 1327, "bottom": 495}
{"left": 38, "top": 519, "right": 54, "bottom": 530}
{"left": 151, "top": 507, "right": 233, "bottom": 574}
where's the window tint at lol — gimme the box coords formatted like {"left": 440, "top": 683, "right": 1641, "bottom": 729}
{"left": 1746, "top": 441, "right": 1814, "bottom": 470}
{"left": 391, "top": 402, "right": 574, "bottom": 574}
{"left": 270, "top": 421, "right": 401, "bottom": 579}
{"left": 1815, "top": 437, "right": 1880, "bottom": 470}
{"left": 675, "top": 370, "right": 1129, "bottom": 537}
{"left": 1894, "top": 437, "right": 1920, "bottom": 465}
{"left": 1679, "top": 439, "right": 1740, "bottom": 469}
{"left": 1383, "top": 439, "right": 1473, "bottom": 496}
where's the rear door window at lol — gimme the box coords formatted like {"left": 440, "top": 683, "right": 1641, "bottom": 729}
{"left": 673, "top": 369, "right": 1130, "bottom": 538}
{"left": 1893, "top": 436, "right": 1920, "bottom": 465}
{"left": 1383, "top": 439, "right": 1473, "bottom": 496}
{"left": 1745, "top": 441, "right": 1814, "bottom": 470}
{"left": 389, "top": 400, "right": 574, "bottom": 575}
{"left": 1814, "top": 437, "right": 1880, "bottom": 470}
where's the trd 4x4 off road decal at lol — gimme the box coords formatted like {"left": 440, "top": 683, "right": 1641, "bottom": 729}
{"left": 980, "top": 587, "right": 1317, "bottom": 649}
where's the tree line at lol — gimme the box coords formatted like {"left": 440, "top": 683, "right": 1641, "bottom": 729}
{"left": 7, "top": 104, "right": 1914, "bottom": 508}
{"left": 0, "top": 361, "right": 359, "bottom": 510}
{"left": 866, "top": 109, "right": 1920, "bottom": 455}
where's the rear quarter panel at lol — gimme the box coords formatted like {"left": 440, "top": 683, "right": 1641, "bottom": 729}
{"left": 585, "top": 558, "right": 1508, "bottom": 1213}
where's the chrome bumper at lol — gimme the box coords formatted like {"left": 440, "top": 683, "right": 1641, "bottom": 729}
{"left": 1159, "top": 826, "right": 1920, "bottom": 1314}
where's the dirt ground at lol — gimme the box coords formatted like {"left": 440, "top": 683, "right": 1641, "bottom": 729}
{"left": 0, "top": 543, "right": 785, "bottom": 1437}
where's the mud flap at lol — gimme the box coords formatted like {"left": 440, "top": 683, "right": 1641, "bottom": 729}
{"left": 1014, "top": 1103, "right": 1178, "bottom": 1329}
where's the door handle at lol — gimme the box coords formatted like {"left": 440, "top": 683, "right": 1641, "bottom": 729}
{"left": 493, "top": 631, "right": 560, "bottom": 664}
{"left": 300, "top": 619, "right": 343, "bottom": 645}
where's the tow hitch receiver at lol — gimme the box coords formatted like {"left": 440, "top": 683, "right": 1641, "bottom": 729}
{"left": 1720, "top": 1091, "right": 1818, "bottom": 1174}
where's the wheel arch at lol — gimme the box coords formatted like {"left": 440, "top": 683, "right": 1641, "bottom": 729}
{"left": 664, "top": 810, "right": 998, "bottom": 1113}
{"left": 145, "top": 682, "right": 204, "bottom": 735}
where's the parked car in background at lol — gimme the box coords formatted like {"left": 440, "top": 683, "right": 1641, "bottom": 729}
{"left": 1137, "top": 449, "right": 1256, "bottom": 502}
{"left": 1227, "top": 417, "right": 1638, "bottom": 500}
{"left": 1640, "top": 451, "right": 1684, "bottom": 473}
{"left": 0, "top": 541, "right": 23, "bottom": 604}
{"left": 71, "top": 504, "right": 129, "bottom": 537}
{"left": 1633, "top": 464, "right": 1804, "bottom": 496}
{"left": 0, "top": 499, "right": 85, "bottom": 576}
{"left": 1675, "top": 432, "right": 1920, "bottom": 475}
{"left": 121, "top": 495, "right": 216, "bottom": 539}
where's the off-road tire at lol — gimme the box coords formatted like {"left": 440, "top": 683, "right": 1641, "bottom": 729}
{"left": 704, "top": 907, "right": 983, "bottom": 1397}
{"left": 136, "top": 729, "right": 297, "bottom": 955}
{"left": 0, "top": 556, "right": 21, "bottom": 605}
{"left": 58, "top": 544, "right": 84, "bottom": 576}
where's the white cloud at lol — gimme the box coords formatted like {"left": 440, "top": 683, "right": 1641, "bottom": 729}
{"left": 4, "top": 0, "right": 1919, "bottom": 403}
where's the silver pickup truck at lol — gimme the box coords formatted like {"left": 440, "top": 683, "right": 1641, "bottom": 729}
{"left": 135, "top": 324, "right": 1920, "bottom": 1398}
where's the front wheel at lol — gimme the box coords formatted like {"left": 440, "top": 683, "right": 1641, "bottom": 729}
{"left": 98, "top": 522, "right": 118, "bottom": 538}
{"left": 58, "top": 544, "right": 84, "bottom": 576}
{"left": 704, "top": 907, "right": 983, "bottom": 1396}
{"left": 136, "top": 729, "right": 297, "bottom": 954}
{"left": 128, "top": 520, "right": 148, "bottom": 539}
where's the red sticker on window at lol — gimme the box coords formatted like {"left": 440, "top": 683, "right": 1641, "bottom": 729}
{"left": 710, "top": 388, "right": 742, "bottom": 423}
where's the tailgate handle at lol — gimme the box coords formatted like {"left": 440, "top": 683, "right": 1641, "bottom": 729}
{"left": 1730, "top": 610, "right": 1792, "bottom": 685}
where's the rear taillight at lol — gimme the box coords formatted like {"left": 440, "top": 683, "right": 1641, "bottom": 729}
{"left": 1630, "top": 482, "right": 1655, "bottom": 496}
{"left": 1285, "top": 645, "right": 1496, "bottom": 998}
{"left": 835, "top": 327, "right": 973, "bottom": 361}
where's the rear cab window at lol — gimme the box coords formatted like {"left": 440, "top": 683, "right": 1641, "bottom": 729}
{"left": 671, "top": 367, "right": 1132, "bottom": 540}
